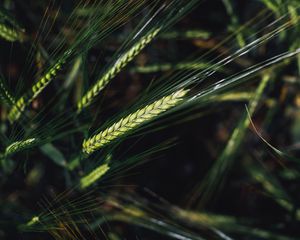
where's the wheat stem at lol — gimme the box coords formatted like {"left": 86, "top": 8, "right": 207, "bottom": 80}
{"left": 77, "top": 28, "right": 161, "bottom": 111}
{"left": 191, "top": 74, "right": 271, "bottom": 207}
{"left": 82, "top": 88, "right": 189, "bottom": 155}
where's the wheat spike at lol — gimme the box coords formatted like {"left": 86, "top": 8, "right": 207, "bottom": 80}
{"left": 80, "top": 154, "right": 111, "bottom": 188}
{"left": 82, "top": 88, "right": 189, "bottom": 155}
{"left": 77, "top": 28, "right": 161, "bottom": 111}
{"left": 8, "top": 51, "right": 71, "bottom": 123}
{"left": 0, "top": 77, "right": 15, "bottom": 106}
{"left": 0, "top": 23, "right": 24, "bottom": 42}
{"left": 80, "top": 163, "right": 110, "bottom": 189}
{"left": 4, "top": 138, "right": 36, "bottom": 157}
{"left": 26, "top": 216, "right": 40, "bottom": 227}
{"left": 7, "top": 96, "right": 26, "bottom": 122}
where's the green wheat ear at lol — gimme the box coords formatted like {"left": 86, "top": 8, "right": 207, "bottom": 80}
{"left": 8, "top": 50, "right": 72, "bottom": 123}
{"left": 19, "top": 215, "right": 40, "bottom": 231}
{"left": 0, "top": 23, "right": 24, "bottom": 42}
{"left": 77, "top": 27, "right": 161, "bottom": 112}
{"left": 80, "top": 154, "right": 112, "bottom": 189}
{"left": 26, "top": 216, "right": 39, "bottom": 227}
{"left": 80, "top": 163, "right": 110, "bottom": 189}
{"left": 82, "top": 88, "right": 189, "bottom": 155}
{"left": 4, "top": 138, "right": 36, "bottom": 157}
{"left": 0, "top": 76, "right": 15, "bottom": 106}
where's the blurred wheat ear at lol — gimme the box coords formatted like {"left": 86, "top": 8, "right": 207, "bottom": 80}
{"left": 0, "top": 23, "right": 24, "bottom": 42}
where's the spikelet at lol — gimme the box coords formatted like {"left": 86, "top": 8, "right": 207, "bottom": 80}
{"left": 0, "top": 23, "right": 24, "bottom": 42}
{"left": 4, "top": 138, "right": 36, "bottom": 157}
{"left": 77, "top": 28, "right": 161, "bottom": 111}
{"left": 8, "top": 51, "right": 71, "bottom": 123}
{"left": 82, "top": 88, "right": 189, "bottom": 155}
